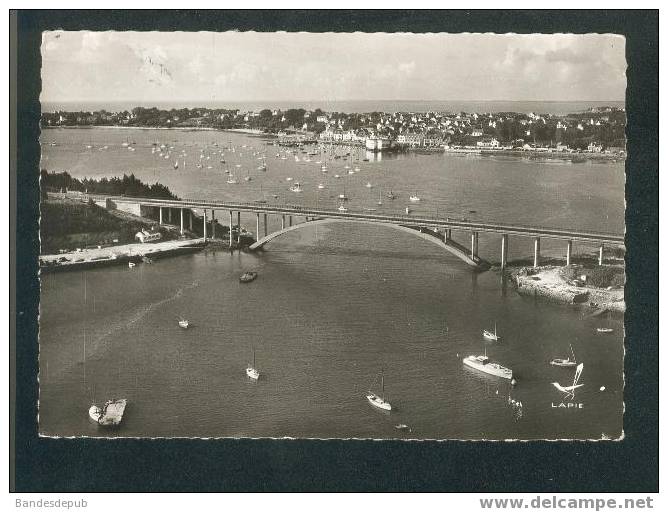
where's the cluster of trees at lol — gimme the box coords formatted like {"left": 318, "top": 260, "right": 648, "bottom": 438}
{"left": 41, "top": 171, "right": 179, "bottom": 200}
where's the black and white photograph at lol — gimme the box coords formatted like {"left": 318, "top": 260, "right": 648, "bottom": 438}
{"left": 34, "top": 28, "right": 630, "bottom": 442}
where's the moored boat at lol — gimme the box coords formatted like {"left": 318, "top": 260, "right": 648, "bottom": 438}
{"left": 246, "top": 349, "right": 260, "bottom": 380}
{"left": 89, "top": 399, "right": 127, "bottom": 426}
{"left": 482, "top": 322, "right": 501, "bottom": 341}
{"left": 178, "top": 318, "right": 189, "bottom": 329}
{"left": 463, "top": 351, "right": 513, "bottom": 379}
{"left": 596, "top": 327, "right": 614, "bottom": 334}
{"left": 550, "top": 344, "right": 577, "bottom": 367}
{"left": 239, "top": 271, "right": 258, "bottom": 283}
{"left": 366, "top": 370, "right": 392, "bottom": 411}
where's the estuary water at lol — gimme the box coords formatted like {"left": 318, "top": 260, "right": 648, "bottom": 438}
{"left": 38, "top": 127, "right": 625, "bottom": 439}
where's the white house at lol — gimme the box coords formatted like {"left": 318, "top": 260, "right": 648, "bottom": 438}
{"left": 135, "top": 230, "right": 162, "bottom": 243}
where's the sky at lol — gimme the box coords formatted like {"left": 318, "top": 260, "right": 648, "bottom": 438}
{"left": 40, "top": 31, "right": 626, "bottom": 104}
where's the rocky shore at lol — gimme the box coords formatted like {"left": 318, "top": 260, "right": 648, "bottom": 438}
{"left": 505, "top": 264, "right": 625, "bottom": 313}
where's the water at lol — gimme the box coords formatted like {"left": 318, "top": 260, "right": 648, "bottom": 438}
{"left": 38, "top": 128, "right": 625, "bottom": 439}
{"left": 41, "top": 100, "right": 625, "bottom": 116}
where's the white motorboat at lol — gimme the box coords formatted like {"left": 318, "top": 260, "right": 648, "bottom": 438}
{"left": 409, "top": 194, "right": 421, "bottom": 202}
{"left": 227, "top": 178, "right": 238, "bottom": 184}
{"left": 338, "top": 204, "right": 348, "bottom": 212}
{"left": 596, "top": 327, "right": 614, "bottom": 334}
{"left": 366, "top": 370, "right": 392, "bottom": 411}
{"left": 178, "top": 319, "right": 189, "bottom": 329}
{"left": 365, "top": 182, "right": 372, "bottom": 188}
{"left": 550, "top": 344, "right": 577, "bottom": 367}
{"left": 89, "top": 399, "right": 127, "bottom": 426}
{"left": 483, "top": 322, "right": 501, "bottom": 341}
{"left": 318, "top": 184, "right": 325, "bottom": 189}
{"left": 463, "top": 349, "right": 513, "bottom": 379}
{"left": 246, "top": 349, "right": 260, "bottom": 380}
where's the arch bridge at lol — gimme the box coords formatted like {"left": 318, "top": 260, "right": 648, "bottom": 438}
{"left": 79, "top": 194, "right": 625, "bottom": 271}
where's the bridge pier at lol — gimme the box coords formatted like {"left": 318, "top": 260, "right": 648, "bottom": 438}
{"left": 189, "top": 210, "right": 193, "bottom": 231}
{"left": 159, "top": 207, "right": 163, "bottom": 225}
{"left": 256, "top": 213, "right": 260, "bottom": 241}
{"left": 598, "top": 245, "right": 604, "bottom": 266}
{"left": 168, "top": 208, "right": 172, "bottom": 224}
{"left": 566, "top": 240, "right": 572, "bottom": 266}
{"left": 281, "top": 215, "right": 285, "bottom": 230}
{"left": 180, "top": 208, "right": 184, "bottom": 235}
{"left": 211, "top": 210, "right": 216, "bottom": 240}
{"left": 501, "top": 234, "right": 508, "bottom": 269}
{"left": 444, "top": 228, "right": 451, "bottom": 243}
{"left": 289, "top": 216, "right": 293, "bottom": 227}
{"left": 229, "top": 210, "right": 233, "bottom": 248}
{"left": 203, "top": 209, "right": 207, "bottom": 240}
{"left": 470, "top": 232, "right": 479, "bottom": 260}
{"left": 264, "top": 214, "right": 268, "bottom": 237}
{"left": 237, "top": 211, "right": 241, "bottom": 243}
{"left": 533, "top": 237, "right": 541, "bottom": 268}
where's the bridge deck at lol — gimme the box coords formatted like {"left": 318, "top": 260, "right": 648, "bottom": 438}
{"left": 84, "top": 194, "right": 625, "bottom": 246}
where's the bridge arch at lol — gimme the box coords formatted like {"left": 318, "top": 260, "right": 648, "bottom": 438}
{"left": 249, "top": 218, "right": 489, "bottom": 270}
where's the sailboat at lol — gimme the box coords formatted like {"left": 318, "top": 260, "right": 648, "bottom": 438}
{"left": 550, "top": 344, "right": 577, "bottom": 367}
{"left": 366, "top": 370, "right": 392, "bottom": 411}
{"left": 483, "top": 322, "right": 501, "bottom": 341}
{"left": 246, "top": 349, "right": 260, "bottom": 380}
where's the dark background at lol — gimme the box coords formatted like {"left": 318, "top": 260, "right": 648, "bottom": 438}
{"left": 11, "top": 10, "right": 658, "bottom": 492}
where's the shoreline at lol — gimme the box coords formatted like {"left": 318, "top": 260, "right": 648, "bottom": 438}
{"left": 503, "top": 264, "right": 625, "bottom": 313}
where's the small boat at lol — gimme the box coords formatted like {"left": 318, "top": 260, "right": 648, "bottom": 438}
{"left": 366, "top": 370, "right": 392, "bottom": 411}
{"left": 240, "top": 271, "right": 258, "bottom": 283}
{"left": 173, "top": 162, "right": 179, "bottom": 169}
{"left": 286, "top": 177, "right": 293, "bottom": 182}
{"left": 550, "top": 344, "right": 577, "bottom": 367}
{"left": 365, "top": 182, "right": 372, "bottom": 188}
{"left": 89, "top": 399, "right": 127, "bottom": 426}
{"left": 339, "top": 193, "right": 348, "bottom": 201}
{"left": 405, "top": 207, "right": 411, "bottom": 214}
{"left": 463, "top": 349, "right": 513, "bottom": 379}
{"left": 246, "top": 349, "right": 260, "bottom": 380}
{"left": 227, "top": 178, "right": 238, "bottom": 184}
{"left": 178, "top": 317, "right": 189, "bottom": 329}
{"left": 338, "top": 204, "right": 348, "bottom": 212}
{"left": 128, "top": 262, "right": 136, "bottom": 268}
{"left": 394, "top": 423, "right": 411, "bottom": 431}
{"left": 409, "top": 194, "right": 421, "bottom": 202}
{"left": 482, "top": 322, "right": 501, "bottom": 342}
{"left": 318, "top": 184, "right": 325, "bottom": 189}
{"left": 289, "top": 182, "right": 303, "bottom": 193}
{"left": 596, "top": 327, "right": 614, "bottom": 334}
{"left": 386, "top": 190, "right": 396, "bottom": 200}
{"left": 244, "top": 176, "right": 252, "bottom": 182}
{"left": 334, "top": 174, "right": 341, "bottom": 179}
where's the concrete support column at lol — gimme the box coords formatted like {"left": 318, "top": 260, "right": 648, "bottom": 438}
{"left": 598, "top": 245, "right": 604, "bottom": 266}
{"left": 289, "top": 216, "right": 293, "bottom": 227}
{"left": 210, "top": 210, "right": 215, "bottom": 240}
{"left": 203, "top": 209, "right": 207, "bottom": 240}
{"left": 445, "top": 228, "right": 451, "bottom": 243}
{"left": 533, "top": 237, "right": 541, "bottom": 268}
{"left": 470, "top": 232, "right": 478, "bottom": 259}
{"left": 168, "top": 208, "right": 172, "bottom": 223}
{"left": 256, "top": 213, "right": 261, "bottom": 240}
{"left": 237, "top": 211, "right": 241, "bottom": 243}
{"left": 189, "top": 210, "right": 193, "bottom": 231}
{"left": 474, "top": 232, "right": 479, "bottom": 256}
{"left": 501, "top": 234, "right": 508, "bottom": 269}
{"left": 159, "top": 207, "right": 163, "bottom": 225}
{"left": 566, "top": 240, "right": 572, "bottom": 266}
{"left": 281, "top": 215, "right": 286, "bottom": 230}
{"left": 180, "top": 208, "right": 184, "bottom": 235}
{"left": 263, "top": 213, "right": 268, "bottom": 237}
{"left": 229, "top": 210, "right": 233, "bottom": 248}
